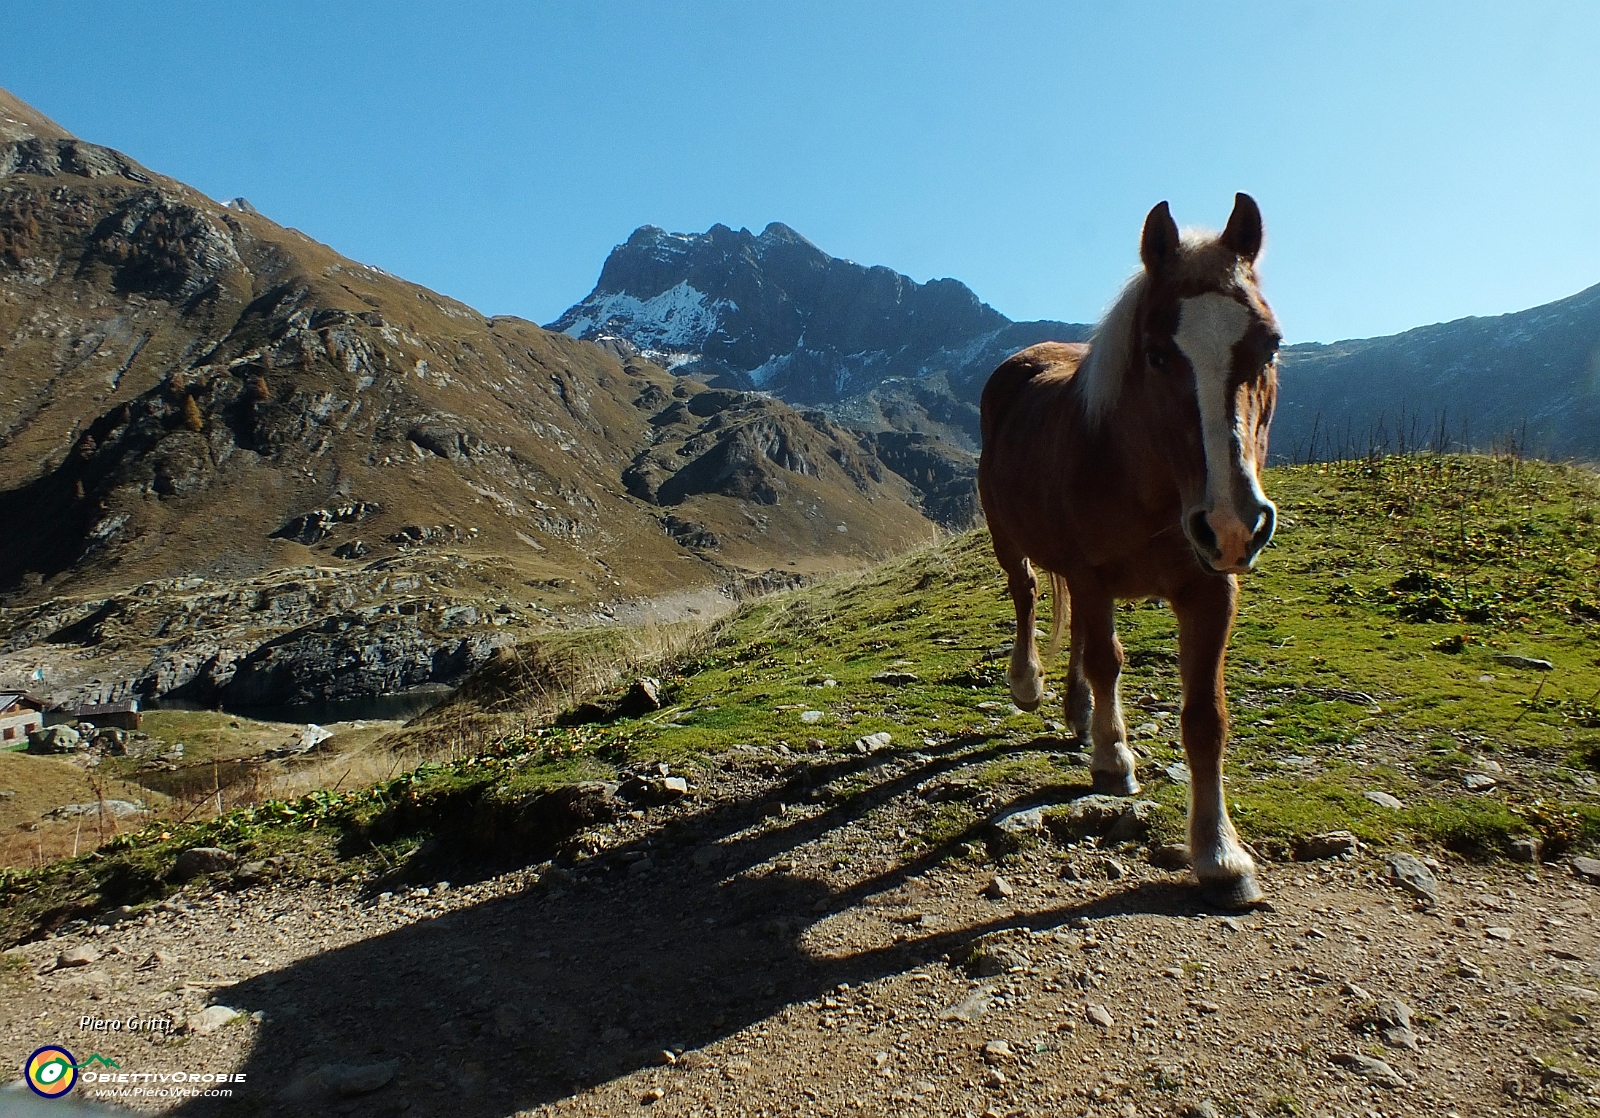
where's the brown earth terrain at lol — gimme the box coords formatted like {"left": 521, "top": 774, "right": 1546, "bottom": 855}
{"left": 3, "top": 734, "right": 1597, "bottom": 1118}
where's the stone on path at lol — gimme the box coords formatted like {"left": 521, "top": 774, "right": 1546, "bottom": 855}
{"left": 1047, "top": 795, "right": 1160, "bottom": 843}
{"left": 983, "top": 875, "right": 1013, "bottom": 900}
{"left": 853, "top": 731, "right": 893, "bottom": 753}
{"left": 323, "top": 1060, "right": 399, "bottom": 1097}
{"left": 1461, "top": 773, "right": 1497, "bottom": 792}
{"left": 1364, "top": 790, "right": 1404, "bottom": 810}
{"left": 1331, "top": 1052, "right": 1407, "bottom": 1088}
{"left": 57, "top": 944, "right": 100, "bottom": 968}
{"left": 1294, "top": 830, "right": 1358, "bottom": 860}
{"left": 981, "top": 1039, "right": 1012, "bottom": 1063}
{"left": 1570, "top": 856, "right": 1600, "bottom": 885}
{"left": 1382, "top": 852, "right": 1438, "bottom": 902}
{"left": 1085, "top": 1003, "right": 1114, "bottom": 1027}
{"left": 939, "top": 989, "right": 992, "bottom": 1022}
{"left": 1485, "top": 926, "right": 1513, "bottom": 941}
{"left": 186, "top": 1005, "right": 242, "bottom": 1036}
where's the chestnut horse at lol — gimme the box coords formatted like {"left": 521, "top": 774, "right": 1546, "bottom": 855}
{"left": 978, "top": 194, "right": 1280, "bottom": 907}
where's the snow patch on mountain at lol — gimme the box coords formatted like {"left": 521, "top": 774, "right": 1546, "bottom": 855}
{"left": 558, "top": 281, "right": 735, "bottom": 352}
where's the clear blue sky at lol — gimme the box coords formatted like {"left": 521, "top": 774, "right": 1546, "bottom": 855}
{"left": 6, "top": 3, "right": 1598, "bottom": 343}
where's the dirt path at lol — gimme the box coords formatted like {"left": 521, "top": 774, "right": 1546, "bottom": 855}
{"left": 3, "top": 740, "right": 1598, "bottom": 1117}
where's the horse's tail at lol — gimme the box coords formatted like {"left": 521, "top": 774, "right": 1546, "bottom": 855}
{"left": 1044, "top": 570, "right": 1069, "bottom": 660}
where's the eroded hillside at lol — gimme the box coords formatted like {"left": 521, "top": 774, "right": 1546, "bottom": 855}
{"left": 0, "top": 88, "right": 939, "bottom": 709}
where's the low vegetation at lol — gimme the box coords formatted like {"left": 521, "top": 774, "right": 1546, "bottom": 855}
{"left": 3, "top": 453, "right": 1598, "bottom": 943}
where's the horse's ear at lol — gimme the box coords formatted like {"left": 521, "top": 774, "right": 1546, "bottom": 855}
{"left": 1140, "top": 201, "right": 1179, "bottom": 272}
{"left": 1222, "top": 192, "right": 1263, "bottom": 261}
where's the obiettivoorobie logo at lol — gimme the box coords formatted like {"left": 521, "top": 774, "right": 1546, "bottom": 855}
{"left": 24, "top": 1046, "right": 120, "bottom": 1098}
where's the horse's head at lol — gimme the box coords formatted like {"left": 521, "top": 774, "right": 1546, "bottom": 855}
{"left": 1136, "top": 193, "right": 1280, "bottom": 575}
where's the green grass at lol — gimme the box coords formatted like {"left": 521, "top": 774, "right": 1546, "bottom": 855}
{"left": 4, "top": 454, "right": 1599, "bottom": 943}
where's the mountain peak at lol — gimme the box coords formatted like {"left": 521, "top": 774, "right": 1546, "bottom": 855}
{"left": 757, "top": 221, "right": 815, "bottom": 248}
{"left": 550, "top": 221, "right": 1054, "bottom": 408}
{"left": 0, "top": 86, "right": 75, "bottom": 143}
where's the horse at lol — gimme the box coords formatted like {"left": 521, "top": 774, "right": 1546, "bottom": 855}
{"left": 977, "top": 193, "right": 1281, "bottom": 908}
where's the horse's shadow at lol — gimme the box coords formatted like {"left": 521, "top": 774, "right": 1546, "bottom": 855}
{"left": 171, "top": 738, "right": 1219, "bottom": 1117}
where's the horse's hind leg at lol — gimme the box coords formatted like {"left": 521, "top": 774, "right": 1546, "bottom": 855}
{"left": 1174, "top": 578, "right": 1261, "bottom": 908}
{"left": 1073, "top": 587, "right": 1139, "bottom": 795}
{"left": 1063, "top": 595, "right": 1092, "bottom": 742}
{"left": 992, "top": 533, "right": 1044, "bottom": 711}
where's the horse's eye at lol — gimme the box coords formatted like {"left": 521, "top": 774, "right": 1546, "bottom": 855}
{"left": 1148, "top": 345, "right": 1167, "bottom": 370}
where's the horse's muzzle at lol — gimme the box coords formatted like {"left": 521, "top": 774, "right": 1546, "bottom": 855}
{"left": 1185, "top": 500, "right": 1276, "bottom": 574}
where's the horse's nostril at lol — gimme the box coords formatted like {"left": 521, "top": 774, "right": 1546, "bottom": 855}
{"left": 1248, "top": 504, "right": 1277, "bottom": 552}
{"left": 1187, "top": 510, "right": 1218, "bottom": 555}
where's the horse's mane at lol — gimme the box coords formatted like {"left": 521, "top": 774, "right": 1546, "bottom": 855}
{"left": 1078, "top": 270, "right": 1147, "bottom": 426}
{"left": 1080, "top": 230, "right": 1221, "bottom": 426}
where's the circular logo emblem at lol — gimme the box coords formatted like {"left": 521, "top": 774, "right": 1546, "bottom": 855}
{"left": 26, "top": 1045, "right": 78, "bottom": 1098}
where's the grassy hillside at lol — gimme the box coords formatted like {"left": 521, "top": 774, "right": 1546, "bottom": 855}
{"left": 3, "top": 454, "right": 1597, "bottom": 942}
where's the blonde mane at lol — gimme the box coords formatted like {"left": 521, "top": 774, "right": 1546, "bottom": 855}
{"left": 1078, "top": 270, "right": 1146, "bottom": 425}
{"left": 1079, "top": 230, "right": 1227, "bottom": 426}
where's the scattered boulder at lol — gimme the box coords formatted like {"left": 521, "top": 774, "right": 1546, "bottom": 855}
{"left": 27, "top": 725, "right": 82, "bottom": 754}
{"left": 323, "top": 1060, "right": 399, "bottom": 1097}
{"left": 1570, "top": 856, "right": 1600, "bottom": 885}
{"left": 1492, "top": 653, "right": 1553, "bottom": 671}
{"left": 616, "top": 677, "right": 663, "bottom": 718}
{"left": 853, "top": 731, "right": 893, "bottom": 754}
{"left": 57, "top": 944, "right": 101, "bottom": 968}
{"left": 270, "top": 502, "right": 381, "bottom": 544}
{"left": 1508, "top": 837, "right": 1542, "bottom": 863}
{"left": 1364, "top": 790, "right": 1404, "bottom": 810}
{"left": 966, "top": 938, "right": 1027, "bottom": 977}
{"left": 1381, "top": 852, "right": 1438, "bottom": 902}
{"left": 46, "top": 800, "right": 144, "bottom": 820}
{"left": 1151, "top": 843, "right": 1191, "bottom": 869}
{"left": 983, "top": 875, "right": 1013, "bottom": 900}
{"left": 1045, "top": 795, "right": 1161, "bottom": 844}
{"left": 172, "top": 846, "right": 237, "bottom": 881}
{"left": 1294, "top": 830, "right": 1358, "bottom": 861}
{"left": 332, "top": 540, "right": 369, "bottom": 560}
{"left": 1360, "top": 999, "right": 1418, "bottom": 1049}
{"left": 981, "top": 1039, "right": 1012, "bottom": 1063}
{"left": 871, "top": 670, "right": 919, "bottom": 686}
{"left": 1331, "top": 1052, "right": 1406, "bottom": 1088}
{"left": 992, "top": 806, "right": 1049, "bottom": 836}
{"left": 617, "top": 766, "right": 690, "bottom": 806}
{"left": 185, "top": 1005, "right": 242, "bottom": 1036}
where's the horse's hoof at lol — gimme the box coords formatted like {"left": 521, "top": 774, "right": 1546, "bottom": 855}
{"left": 1012, "top": 693, "right": 1042, "bottom": 713}
{"left": 1091, "top": 770, "right": 1141, "bottom": 796}
{"left": 1200, "top": 874, "right": 1264, "bottom": 910}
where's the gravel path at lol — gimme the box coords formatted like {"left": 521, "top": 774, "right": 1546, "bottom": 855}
{"left": 3, "top": 742, "right": 1597, "bottom": 1117}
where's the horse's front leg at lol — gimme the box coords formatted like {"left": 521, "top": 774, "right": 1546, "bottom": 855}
{"left": 1074, "top": 589, "right": 1139, "bottom": 795}
{"left": 1174, "top": 577, "right": 1261, "bottom": 907}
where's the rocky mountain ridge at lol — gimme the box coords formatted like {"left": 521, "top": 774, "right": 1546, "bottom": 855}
{"left": 1273, "top": 281, "right": 1600, "bottom": 461}
{"left": 549, "top": 222, "right": 1091, "bottom": 453}
{"left": 555, "top": 221, "right": 1600, "bottom": 465}
{"left": 0, "top": 87, "right": 941, "bottom": 709}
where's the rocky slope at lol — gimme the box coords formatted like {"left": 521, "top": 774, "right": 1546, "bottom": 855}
{"left": 0, "top": 88, "right": 940, "bottom": 709}
{"left": 1275, "top": 282, "right": 1600, "bottom": 461}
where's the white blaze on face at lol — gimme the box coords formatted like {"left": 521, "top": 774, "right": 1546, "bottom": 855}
{"left": 1173, "top": 292, "right": 1259, "bottom": 513}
